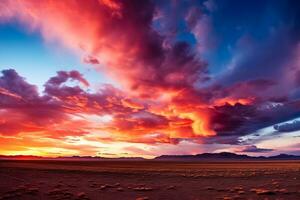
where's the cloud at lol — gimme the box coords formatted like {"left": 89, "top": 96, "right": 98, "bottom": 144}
{"left": 274, "top": 120, "right": 300, "bottom": 132}
{"left": 0, "top": 0, "right": 300, "bottom": 156}
{"left": 0, "top": 69, "right": 182, "bottom": 144}
{"left": 238, "top": 145, "right": 273, "bottom": 153}
{"left": 83, "top": 56, "right": 100, "bottom": 65}
{"left": 0, "top": 0, "right": 210, "bottom": 98}
{"left": 45, "top": 71, "right": 89, "bottom": 87}
{"left": 0, "top": 87, "right": 22, "bottom": 100}
{"left": 0, "top": 0, "right": 260, "bottom": 141}
{"left": 0, "top": 69, "right": 66, "bottom": 135}
{"left": 0, "top": 69, "right": 39, "bottom": 101}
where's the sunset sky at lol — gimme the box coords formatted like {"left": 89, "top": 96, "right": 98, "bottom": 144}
{"left": 0, "top": 0, "right": 299, "bottom": 158}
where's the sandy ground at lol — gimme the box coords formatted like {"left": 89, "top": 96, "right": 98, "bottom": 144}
{"left": 0, "top": 160, "right": 299, "bottom": 200}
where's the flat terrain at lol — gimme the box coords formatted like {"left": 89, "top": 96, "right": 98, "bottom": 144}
{"left": 0, "top": 160, "right": 299, "bottom": 200}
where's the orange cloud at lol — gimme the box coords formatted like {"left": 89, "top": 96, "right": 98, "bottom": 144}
{"left": 213, "top": 97, "right": 254, "bottom": 107}
{"left": 121, "top": 98, "right": 144, "bottom": 110}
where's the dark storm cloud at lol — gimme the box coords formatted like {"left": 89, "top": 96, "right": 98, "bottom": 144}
{"left": 274, "top": 120, "right": 300, "bottom": 132}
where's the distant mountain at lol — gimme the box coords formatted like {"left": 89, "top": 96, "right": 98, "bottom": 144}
{"left": 268, "top": 154, "right": 300, "bottom": 160}
{"left": 1, "top": 152, "right": 300, "bottom": 161}
{"left": 154, "top": 152, "right": 300, "bottom": 161}
{"left": 55, "top": 156, "right": 145, "bottom": 161}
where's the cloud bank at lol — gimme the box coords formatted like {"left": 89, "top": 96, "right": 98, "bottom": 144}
{"left": 0, "top": 0, "right": 300, "bottom": 156}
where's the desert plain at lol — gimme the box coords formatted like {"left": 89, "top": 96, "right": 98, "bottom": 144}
{"left": 0, "top": 160, "right": 299, "bottom": 200}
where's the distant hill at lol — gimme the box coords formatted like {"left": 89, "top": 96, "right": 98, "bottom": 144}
{"left": 154, "top": 152, "right": 300, "bottom": 161}
{"left": 267, "top": 154, "right": 300, "bottom": 160}
{"left": 1, "top": 152, "right": 300, "bottom": 161}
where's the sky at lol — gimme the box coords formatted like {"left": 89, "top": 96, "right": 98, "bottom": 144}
{"left": 0, "top": 0, "right": 299, "bottom": 158}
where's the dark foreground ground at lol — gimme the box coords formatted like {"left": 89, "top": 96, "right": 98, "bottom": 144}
{"left": 0, "top": 160, "right": 299, "bottom": 200}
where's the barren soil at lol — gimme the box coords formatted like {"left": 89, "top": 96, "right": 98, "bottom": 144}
{"left": 0, "top": 160, "right": 299, "bottom": 200}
